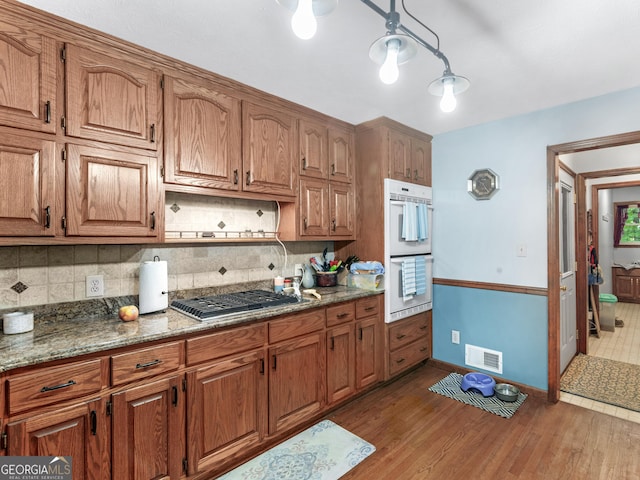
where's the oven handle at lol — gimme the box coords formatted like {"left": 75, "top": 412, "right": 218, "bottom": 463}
{"left": 390, "top": 199, "right": 433, "bottom": 209}
{"left": 388, "top": 256, "right": 434, "bottom": 264}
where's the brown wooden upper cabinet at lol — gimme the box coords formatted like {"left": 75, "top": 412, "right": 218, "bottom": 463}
{"left": 299, "top": 118, "right": 328, "bottom": 180}
{"left": 0, "top": 132, "right": 56, "bottom": 236}
{"left": 163, "top": 74, "right": 242, "bottom": 191}
{"left": 242, "top": 100, "right": 296, "bottom": 197}
{"left": 328, "top": 124, "right": 354, "bottom": 184}
{"left": 65, "top": 143, "right": 159, "bottom": 237}
{"left": 389, "top": 129, "right": 431, "bottom": 185}
{"left": 0, "top": 21, "right": 58, "bottom": 133}
{"left": 65, "top": 44, "right": 159, "bottom": 151}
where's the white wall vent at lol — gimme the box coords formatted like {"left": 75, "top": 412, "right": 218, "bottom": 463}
{"left": 465, "top": 344, "right": 503, "bottom": 374}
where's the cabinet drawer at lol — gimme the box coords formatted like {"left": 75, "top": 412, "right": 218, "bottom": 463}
{"left": 269, "top": 309, "right": 326, "bottom": 343}
{"left": 388, "top": 338, "right": 430, "bottom": 376}
{"left": 356, "top": 296, "right": 380, "bottom": 319}
{"left": 7, "top": 359, "right": 102, "bottom": 415}
{"left": 111, "top": 341, "right": 182, "bottom": 386}
{"left": 326, "top": 302, "right": 355, "bottom": 327}
{"left": 388, "top": 313, "right": 430, "bottom": 351}
{"left": 186, "top": 323, "right": 266, "bottom": 366}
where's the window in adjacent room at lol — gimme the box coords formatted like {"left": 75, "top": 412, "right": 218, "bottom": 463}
{"left": 614, "top": 202, "right": 640, "bottom": 246}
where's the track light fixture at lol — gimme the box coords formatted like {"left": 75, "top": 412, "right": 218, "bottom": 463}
{"left": 276, "top": 0, "right": 469, "bottom": 112}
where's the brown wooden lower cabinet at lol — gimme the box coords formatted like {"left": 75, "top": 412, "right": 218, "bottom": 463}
{"left": 268, "top": 332, "right": 325, "bottom": 435}
{"left": 385, "top": 311, "right": 432, "bottom": 379}
{"left": 186, "top": 350, "right": 267, "bottom": 476}
{"left": 612, "top": 267, "right": 640, "bottom": 303}
{"left": 7, "top": 398, "right": 109, "bottom": 480}
{"left": 1, "top": 294, "right": 405, "bottom": 479}
{"left": 111, "top": 375, "right": 185, "bottom": 480}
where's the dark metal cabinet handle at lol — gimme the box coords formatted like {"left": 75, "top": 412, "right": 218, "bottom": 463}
{"left": 272, "top": 355, "right": 277, "bottom": 371}
{"left": 364, "top": 306, "right": 375, "bottom": 312}
{"left": 302, "top": 156, "right": 307, "bottom": 170}
{"left": 396, "top": 334, "right": 406, "bottom": 340}
{"left": 260, "top": 358, "right": 265, "bottom": 375}
{"left": 414, "top": 169, "right": 419, "bottom": 180}
{"left": 420, "top": 347, "right": 428, "bottom": 352}
{"left": 331, "top": 219, "right": 336, "bottom": 231}
{"left": 135, "top": 359, "right": 162, "bottom": 369}
{"left": 396, "top": 358, "right": 406, "bottom": 364}
{"left": 331, "top": 163, "right": 335, "bottom": 175}
{"left": 150, "top": 123, "right": 156, "bottom": 143}
{"left": 150, "top": 211, "right": 156, "bottom": 230}
{"left": 420, "top": 325, "right": 428, "bottom": 330}
{"left": 44, "top": 206, "right": 51, "bottom": 228}
{"left": 90, "top": 410, "right": 97, "bottom": 436}
{"left": 337, "top": 313, "right": 349, "bottom": 319}
{"left": 359, "top": 328, "right": 363, "bottom": 340}
{"left": 233, "top": 169, "right": 239, "bottom": 185}
{"left": 172, "top": 386, "right": 178, "bottom": 407}
{"left": 303, "top": 218, "right": 308, "bottom": 230}
{"left": 406, "top": 168, "right": 411, "bottom": 178}
{"left": 330, "top": 337, "right": 335, "bottom": 350}
{"left": 45, "top": 101, "right": 51, "bottom": 124}
{"left": 40, "top": 380, "right": 76, "bottom": 392}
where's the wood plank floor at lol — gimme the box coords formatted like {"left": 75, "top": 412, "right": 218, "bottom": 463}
{"left": 326, "top": 363, "right": 640, "bottom": 479}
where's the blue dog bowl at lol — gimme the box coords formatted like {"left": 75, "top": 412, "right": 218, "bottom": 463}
{"left": 460, "top": 372, "right": 496, "bottom": 397}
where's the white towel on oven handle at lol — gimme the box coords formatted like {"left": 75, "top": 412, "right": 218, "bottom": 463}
{"left": 402, "top": 202, "right": 418, "bottom": 241}
{"left": 402, "top": 257, "right": 416, "bottom": 300}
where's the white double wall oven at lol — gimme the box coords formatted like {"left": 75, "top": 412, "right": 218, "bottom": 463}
{"left": 384, "top": 179, "right": 433, "bottom": 323}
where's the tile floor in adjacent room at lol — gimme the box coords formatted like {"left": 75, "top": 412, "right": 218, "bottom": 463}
{"left": 561, "top": 301, "right": 640, "bottom": 423}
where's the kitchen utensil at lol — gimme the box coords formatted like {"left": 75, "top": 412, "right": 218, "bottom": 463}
{"left": 322, "top": 247, "right": 328, "bottom": 269}
{"left": 303, "top": 289, "right": 321, "bottom": 299}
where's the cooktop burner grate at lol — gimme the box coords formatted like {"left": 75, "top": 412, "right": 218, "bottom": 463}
{"left": 170, "top": 289, "right": 300, "bottom": 321}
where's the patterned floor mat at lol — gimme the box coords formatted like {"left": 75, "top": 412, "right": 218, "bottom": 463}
{"left": 428, "top": 372, "right": 527, "bottom": 419}
{"left": 561, "top": 353, "right": 640, "bottom": 412}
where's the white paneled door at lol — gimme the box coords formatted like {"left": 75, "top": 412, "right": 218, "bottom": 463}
{"left": 559, "top": 168, "right": 577, "bottom": 373}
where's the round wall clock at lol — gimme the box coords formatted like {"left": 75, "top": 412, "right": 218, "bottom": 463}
{"left": 468, "top": 168, "right": 499, "bottom": 200}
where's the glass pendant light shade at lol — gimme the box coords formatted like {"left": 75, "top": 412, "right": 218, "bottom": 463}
{"left": 428, "top": 73, "right": 470, "bottom": 112}
{"left": 369, "top": 34, "right": 418, "bottom": 68}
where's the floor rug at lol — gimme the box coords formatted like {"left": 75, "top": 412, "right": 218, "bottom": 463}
{"left": 561, "top": 353, "right": 640, "bottom": 412}
{"left": 428, "top": 372, "right": 527, "bottom": 419}
{"left": 217, "top": 420, "right": 375, "bottom": 480}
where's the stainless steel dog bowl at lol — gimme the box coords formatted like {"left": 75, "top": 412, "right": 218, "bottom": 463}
{"left": 494, "top": 383, "right": 520, "bottom": 402}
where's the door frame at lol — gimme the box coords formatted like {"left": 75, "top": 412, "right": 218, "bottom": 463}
{"left": 547, "top": 130, "right": 640, "bottom": 402}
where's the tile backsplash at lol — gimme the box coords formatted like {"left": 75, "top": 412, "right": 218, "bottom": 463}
{"left": 0, "top": 241, "right": 331, "bottom": 309}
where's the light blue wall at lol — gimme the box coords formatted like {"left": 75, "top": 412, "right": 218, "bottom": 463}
{"left": 432, "top": 86, "right": 640, "bottom": 391}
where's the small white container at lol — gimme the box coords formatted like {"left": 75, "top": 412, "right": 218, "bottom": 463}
{"left": 3, "top": 312, "right": 34, "bottom": 334}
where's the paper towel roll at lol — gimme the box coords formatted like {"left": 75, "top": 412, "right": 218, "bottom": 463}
{"left": 139, "top": 259, "right": 168, "bottom": 314}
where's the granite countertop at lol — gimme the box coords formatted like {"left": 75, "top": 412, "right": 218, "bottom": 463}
{"left": 0, "top": 285, "right": 382, "bottom": 373}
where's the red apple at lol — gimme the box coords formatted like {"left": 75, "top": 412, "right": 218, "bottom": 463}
{"left": 118, "top": 305, "right": 139, "bottom": 322}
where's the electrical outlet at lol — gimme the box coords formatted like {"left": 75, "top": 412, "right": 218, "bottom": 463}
{"left": 451, "top": 330, "right": 460, "bottom": 344}
{"left": 86, "top": 275, "right": 104, "bottom": 297}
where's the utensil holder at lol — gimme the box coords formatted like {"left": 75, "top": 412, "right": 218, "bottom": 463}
{"left": 3, "top": 312, "right": 34, "bottom": 334}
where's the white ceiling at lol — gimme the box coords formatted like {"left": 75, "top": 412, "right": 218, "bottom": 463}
{"left": 17, "top": 0, "right": 640, "bottom": 135}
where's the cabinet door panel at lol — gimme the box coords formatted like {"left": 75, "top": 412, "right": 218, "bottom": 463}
{"left": 356, "top": 317, "right": 379, "bottom": 389}
{"left": 0, "top": 133, "right": 55, "bottom": 236}
{"left": 299, "top": 177, "right": 328, "bottom": 237}
{"left": 0, "top": 24, "right": 57, "bottom": 133}
{"left": 329, "top": 182, "right": 354, "bottom": 237}
{"left": 7, "top": 399, "right": 108, "bottom": 480}
{"left": 186, "top": 351, "right": 266, "bottom": 475}
{"left": 327, "top": 324, "right": 355, "bottom": 404}
{"left": 299, "top": 118, "right": 327, "bottom": 179}
{"left": 242, "top": 101, "right": 296, "bottom": 196}
{"left": 328, "top": 125, "right": 354, "bottom": 183}
{"left": 412, "top": 137, "right": 431, "bottom": 186}
{"left": 65, "top": 44, "right": 158, "bottom": 150}
{"left": 66, "top": 144, "right": 158, "bottom": 237}
{"left": 268, "top": 333, "right": 324, "bottom": 434}
{"left": 164, "top": 76, "right": 241, "bottom": 190}
{"left": 388, "top": 130, "right": 411, "bottom": 181}
{"left": 112, "top": 375, "right": 184, "bottom": 480}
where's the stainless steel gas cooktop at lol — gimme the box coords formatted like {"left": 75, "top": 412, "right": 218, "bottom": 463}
{"left": 170, "top": 290, "right": 300, "bottom": 321}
